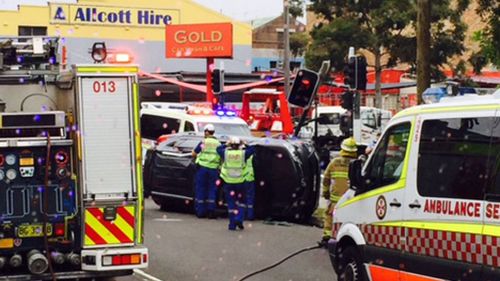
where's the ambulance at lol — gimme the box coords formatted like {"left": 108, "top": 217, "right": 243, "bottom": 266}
{"left": 328, "top": 90, "right": 500, "bottom": 281}
{"left": 0, "top": 37, "right": 147, "bottom": 280}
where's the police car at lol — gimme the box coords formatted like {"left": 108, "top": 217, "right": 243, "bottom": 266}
{"left": 329, "top": 90, "right": 500, "bottom": 281}
{"left": 140, "top": 102, "right": 251, "bottom": 159}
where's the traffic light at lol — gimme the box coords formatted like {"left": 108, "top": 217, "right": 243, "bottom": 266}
{"left": 343, "top": 57, "right": 356, "bottom": 89}
{"left": 212, "top": 69, "right": 224, "bottom": 94}
{"left": 288, "top": 69, "right": 320, "bottom": 108}
{"left": 356, "top": 56, "right": 367, "bottom": 91}
{"left": 340, "top": 91, "right": 354, "bottom": 110}
{"left": 343, "top": 56, "right": 368, "bottom": 90}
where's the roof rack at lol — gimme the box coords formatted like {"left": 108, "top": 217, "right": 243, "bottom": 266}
{"left": 0, "top": 36, "right": 60, "bottom": 82}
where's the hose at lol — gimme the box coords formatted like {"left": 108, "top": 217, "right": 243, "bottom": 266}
{"left": 236, "top": 244, "right": 322, "bottom": 281}
{"left": 43, "top": 133, "right": 57, "bottom": 281}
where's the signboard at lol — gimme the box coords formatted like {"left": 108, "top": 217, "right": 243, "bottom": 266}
{"left": 50, "top": 4, "right": 180, "bottom": 27}
{"left": 165, "top": 23, "right": 233, "bottom": 58}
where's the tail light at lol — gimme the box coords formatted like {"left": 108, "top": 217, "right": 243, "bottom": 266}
{"left": 54, "top": 223, "right": 65, "bottom": 237}
{"left": 102, "top": 254, "right": 143, "bottom": 266}
{"left": 156, "top": 134, "right": 169, "bottom": 144}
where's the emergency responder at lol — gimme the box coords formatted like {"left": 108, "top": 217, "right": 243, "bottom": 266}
{"left": 217, "top": 137, "right": 255, "bottom": 230}
{"left": 243, "top": 154, "right": 255, "bottom": 220}
{"left": 192, "top": 124, "right": 221, "bottom": 219}
{"left": 320, "top": 137, "right": 358, "bottom": 245}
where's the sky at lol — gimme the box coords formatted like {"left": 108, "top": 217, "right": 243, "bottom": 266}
{"left": 0, "top": 0, "right": 285, "bottom": 22}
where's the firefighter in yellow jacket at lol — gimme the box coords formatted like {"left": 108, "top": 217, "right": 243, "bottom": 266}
{"left": 320, "top": 137, "right": 358, "bottom": 245}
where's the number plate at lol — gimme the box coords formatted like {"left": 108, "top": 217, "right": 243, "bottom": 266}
{"left": 18, "top": 224, "right": 52, "bottom": 238}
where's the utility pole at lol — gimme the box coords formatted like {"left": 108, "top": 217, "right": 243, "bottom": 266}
{"left": 417, "top": 0, "right": 431, "bottom": 105}
{"left": 284, "top": 0, "right": 291, "bottom": 96}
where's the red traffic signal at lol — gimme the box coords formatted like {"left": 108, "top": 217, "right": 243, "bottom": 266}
{"left": 288, "top": 69, "right": 320, "bottom": 108}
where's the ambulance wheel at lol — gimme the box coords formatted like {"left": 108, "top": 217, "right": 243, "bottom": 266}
{"left": 338, "top": 246, "right": 365, "bottom": 281}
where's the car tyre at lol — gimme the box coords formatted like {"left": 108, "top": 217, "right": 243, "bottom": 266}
{"left": 338, "top": 246, "right": 365, "bottom": 281}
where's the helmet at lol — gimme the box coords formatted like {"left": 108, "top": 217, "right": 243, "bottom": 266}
{"left": 204, "top": 124, "right": 215, "bottom": 132}
{"left": 229, "top": 136, "right": 241, "bottom": 146}
{"left": 341, "top": 137, "right": 357, "bottom": 152}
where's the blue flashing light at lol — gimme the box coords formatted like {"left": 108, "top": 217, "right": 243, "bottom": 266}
{"left": 215, "top": 108, "right": 236, "bottom": 117}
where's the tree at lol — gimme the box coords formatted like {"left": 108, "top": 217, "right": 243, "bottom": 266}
{"left": 306, "top": 0, "right": 470, "bottom": 107}
{"left": 470, "top": 0, "right": 500, "bottom": 72}
{"left": 307, "top": 0, "right": 415, "bottom": 108}
{"left": 290, "top": 32, "right": 309, "bottom": 57}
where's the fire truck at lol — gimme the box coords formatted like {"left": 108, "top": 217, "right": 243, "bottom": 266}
{"left": 0, "top": 37, "right": 147, "bottom": 279}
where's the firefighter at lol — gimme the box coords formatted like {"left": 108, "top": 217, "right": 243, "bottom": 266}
{"left": 192, "top": 124, "right": 221, "bottom": 219}
{"left": 244, "top": 153, "right": 255, "bottom": 220}
{"left": 320, "top": 137, "right": 358, "bottom": 245}
{"left": 217, "top": 137, "right": 255, "bottom": 230}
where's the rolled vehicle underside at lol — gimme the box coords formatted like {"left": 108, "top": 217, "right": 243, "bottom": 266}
{"left": 143, "top": 134, "right": 321, "bottom": 222}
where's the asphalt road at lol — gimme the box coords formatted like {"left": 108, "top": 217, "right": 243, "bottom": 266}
{"left": 118, "top": 198, "right": 335, "bottom": 281}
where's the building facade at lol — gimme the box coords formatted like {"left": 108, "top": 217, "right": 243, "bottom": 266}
{"left": 251, "top": 14, "right": 306, "bottom": 72}
{"left": 0, "top": 0, "right": 253, "bottom": 73}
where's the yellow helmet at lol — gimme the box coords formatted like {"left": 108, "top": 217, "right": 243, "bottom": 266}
{"left": 341, "top": 137, "right": 357, "bottom": 152}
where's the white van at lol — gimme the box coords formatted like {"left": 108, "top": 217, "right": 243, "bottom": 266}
{"left": 309, "top": 106, "right": 392, "bottom": 145}
{"left": 328, "top": 91, "right": 500, "bottom": 281}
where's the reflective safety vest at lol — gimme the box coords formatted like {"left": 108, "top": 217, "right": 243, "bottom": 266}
{"left": 244, "top": 155, "right": 254, "bottom": 182}
{"left": 196, "top": 137, "right": 221, "bottom": 169}
{"left": 329, "top": 156, "right": 354, "bottom": 203}
{"left": 220, "top": 149, "right": 246, "bottom": 184}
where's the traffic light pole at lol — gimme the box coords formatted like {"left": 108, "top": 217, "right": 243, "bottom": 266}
{"left": 206, "top": 58, "right": 215, "bottom": 105}
{"left": 352, "top": 90, "right": 361, "bottom": 144}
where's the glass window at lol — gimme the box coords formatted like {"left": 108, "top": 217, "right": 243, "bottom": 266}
{"left": 196, "top": 122, "right": 251, "bottom": 137}
{"left": 363, "top": 122, "right": 411, "bottom": 191}
{"left": 318, "top": 113, "right": 340, "bottom": 125}
{"left": 184, "top": 121, "right": 195, "bottom": 132}
{"left": 361, "top": 111, "right": 377, "bottom": 129}
{"left": 141, "top": 114, "right": 180, "bottom": 140}
{"left": 417, "top": 117, "right": 495, "bottom": 200}
{"left": 18, "top": 26, "right": 47, "bottom": 36}
{"left": 487, "top": 118, "right": 500, "bottom": 196}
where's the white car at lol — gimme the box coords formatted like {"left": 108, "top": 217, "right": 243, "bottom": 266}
{"left": 140, "top": 102, "right": 251, "bottom": 159}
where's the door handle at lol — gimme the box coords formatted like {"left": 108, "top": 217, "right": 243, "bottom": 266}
{"left": 389, "top": 201, "right": 402, "bottom": 208}
{"left": 409, "top": 200, "right": 421, "bottom": 209}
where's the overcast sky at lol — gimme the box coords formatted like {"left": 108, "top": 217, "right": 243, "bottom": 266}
{"left": 0, "top": 0, "right": 285, "bottom": 21}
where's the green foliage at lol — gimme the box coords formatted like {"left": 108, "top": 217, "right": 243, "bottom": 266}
{"left": 306, "top": 0, "right": 470, "bottom": 79}
{"left": 473, "top": 0, "right": 500, "bottom": 69}
{"left": 290, "top": 32, "right": 309, "bottom": 57}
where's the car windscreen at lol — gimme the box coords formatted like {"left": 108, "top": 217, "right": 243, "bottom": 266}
{"left": 197, "top": 122, "right": 251, "bottom": 137}
{"left": 318, "top": 113, "right": 340, "bottom": 125}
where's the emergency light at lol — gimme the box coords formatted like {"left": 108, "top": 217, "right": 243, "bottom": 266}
{"left": 215, "top": 109, "right": 236, "bottom": 117}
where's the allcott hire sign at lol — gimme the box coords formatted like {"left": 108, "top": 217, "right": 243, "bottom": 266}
{"left": 50, "top": 4, "right": 180, "bottom": 27}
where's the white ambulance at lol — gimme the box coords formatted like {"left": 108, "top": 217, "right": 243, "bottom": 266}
{"left": 328, "top": 90, "right": 500, "bottom": 281}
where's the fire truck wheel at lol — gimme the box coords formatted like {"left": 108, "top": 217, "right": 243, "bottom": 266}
{"left": 338, "top": 246, "right": 365, "bottom": 281}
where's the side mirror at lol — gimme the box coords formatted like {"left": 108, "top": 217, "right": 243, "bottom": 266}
{"left": 349, "top": 159, "right": 365, "bottom": 191}
{"left": 377, "top": 113, "right": 382, "bottom": 127}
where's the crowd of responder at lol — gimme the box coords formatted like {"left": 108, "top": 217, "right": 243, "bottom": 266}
{"left": 192, "top": 124, "right": 255, "bottom": 230}
{"left": 192, "top": 122, "right": 363, "bottom": 236}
